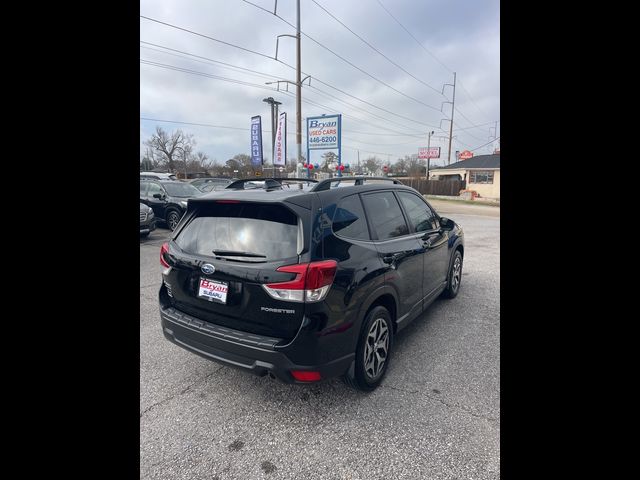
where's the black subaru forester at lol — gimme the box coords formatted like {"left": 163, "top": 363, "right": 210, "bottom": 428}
{"left": 159, "top": 177, "right": 464, "bottom": 391}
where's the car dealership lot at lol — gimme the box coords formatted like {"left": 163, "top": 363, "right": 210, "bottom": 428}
{"left": 140, "top": 211, "right": 500, "bottom": 479}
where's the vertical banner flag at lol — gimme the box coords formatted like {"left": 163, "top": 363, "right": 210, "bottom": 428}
{"left": 250, "top": 115, "right": 263, "bottom": 168}
{"left": 274, "top": 112, "right": 287, "bottom": 166}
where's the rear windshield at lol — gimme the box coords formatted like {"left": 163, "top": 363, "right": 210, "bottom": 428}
{"left": 175, "top": 203, "right": 302, "bottom": 262}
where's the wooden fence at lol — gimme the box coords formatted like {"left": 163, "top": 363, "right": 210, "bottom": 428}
{"left": 398, "top": 178, "right": 465, "bottom": 196}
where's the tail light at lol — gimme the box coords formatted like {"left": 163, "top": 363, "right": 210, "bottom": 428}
{"left": 160, "top": 242, "right": 170, "bottom": 269}
{"left": 262, "top": 260, "right": 337, "bottom": 303}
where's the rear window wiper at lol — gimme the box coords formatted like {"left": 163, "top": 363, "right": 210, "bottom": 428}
{"left": 211, "top": 249, "right": 267, "bottom": 258}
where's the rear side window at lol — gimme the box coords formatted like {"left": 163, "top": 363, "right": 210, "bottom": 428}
{"left": 332, "top": 194, "right": 370, "bottom": 240}
{"left": 361, "top": 192, "right": 409, "bottom": 240}
{"left": 397, "top": 192, "right": 437, "bottom": 232}
{"left": 140, "top": 182, "right": 148, "bottom": 195}
{"left": 175, "top": 203, "right": 302, "bottom": 262}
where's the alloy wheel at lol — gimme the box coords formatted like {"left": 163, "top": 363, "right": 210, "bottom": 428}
{"left": 364, "top": 317, "right": 390, "bottom": 379}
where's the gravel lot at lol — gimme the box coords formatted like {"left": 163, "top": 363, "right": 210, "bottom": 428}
{"left": 140, "top": 207, "right": 500, "bottom": 479}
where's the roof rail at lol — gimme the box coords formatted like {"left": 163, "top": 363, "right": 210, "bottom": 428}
{"left": 225, "top": 177, "right": 318, "bottom": 190}
{"left": 310, "top": 176, "right": 404, "bottom": 192}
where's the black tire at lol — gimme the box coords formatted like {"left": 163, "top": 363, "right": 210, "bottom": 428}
{"left": 343, "top": 305, "right": 393, "bottom": 391}
{"left": 442, "top": 250, "right": 463, "bottom": 299}
{"left": 165, "top": 209, "right": 181, "bottom": 231}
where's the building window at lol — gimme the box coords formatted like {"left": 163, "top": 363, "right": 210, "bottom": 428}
{"left": 469, "top": 171, "right": 494, "bottom": 184}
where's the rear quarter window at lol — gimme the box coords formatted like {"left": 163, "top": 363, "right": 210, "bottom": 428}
{"left": 332, "top": 194, "right": 370, "bottom": 240}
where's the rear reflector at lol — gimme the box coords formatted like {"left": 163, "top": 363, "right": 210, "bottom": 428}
{"left": 291, "top": 370, "right": 321, "bottom": 382}
{"left": 160, "top": 242, "right": 170, "bottom": 268}
{"left": 263, "top": 260, "right": 337, "bottom": 303}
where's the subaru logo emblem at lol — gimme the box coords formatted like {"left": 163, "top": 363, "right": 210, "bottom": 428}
{"left": 201, "top": 263, "right": 215, "bottom": 275}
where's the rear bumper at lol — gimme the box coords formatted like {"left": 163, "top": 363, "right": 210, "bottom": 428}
{"left": 140, "top": 218, "right": 157, "bottom": 234}
{"left": 160, "top": 306, "right": 354, "bottom": 383}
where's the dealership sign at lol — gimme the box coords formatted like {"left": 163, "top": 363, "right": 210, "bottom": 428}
{"left": 250, "top": 115, "right": 264, "bottom": 168}
{"left": 418, "top": 147, "right": 440, "bottom": 159}
{"left": 459, "top": 150, "right": 473, "bottom": 160}
{"left": 307, "top": 114, "right": 341, "bottom": 150}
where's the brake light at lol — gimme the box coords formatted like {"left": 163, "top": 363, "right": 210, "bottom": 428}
{"left": 262, "top": 260, "right": 337, "bottom": 302}
{"left": 160, "top": 242, "right": 170, "bottom": 268}
{"left": 291, "top": 370, "right": 321, "bottom": 382}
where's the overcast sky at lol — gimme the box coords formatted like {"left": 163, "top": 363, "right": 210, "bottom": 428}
{"left": 140, "top": 0, "right": 499, "bottom": 168}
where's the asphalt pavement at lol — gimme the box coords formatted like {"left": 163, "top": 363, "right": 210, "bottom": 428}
{"left": 140, "top": 207, "right": 500, "bottom": 479}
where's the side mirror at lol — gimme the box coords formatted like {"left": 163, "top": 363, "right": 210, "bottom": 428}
{"left": 440, "top": 217, "right": 452, "bottom": 229}
{"left": 153, "top": 193, "right": 163, "bottom": 199}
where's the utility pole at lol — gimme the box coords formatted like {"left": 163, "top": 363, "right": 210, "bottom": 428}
{"left": 357, "top": 150, "right": 361, "bottom": 175}
{"left": 296, "top": 0, "right": 302, "bottom": 168}
{"left": 447, "top": 72, "right": 456, "bottom": 165}
{"left": 426, "top": 130, "right": 434, "bottom": 180}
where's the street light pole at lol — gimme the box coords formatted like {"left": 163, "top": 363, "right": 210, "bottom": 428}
{"left": 263, "top": 96, "right": 281, "bottom": 177}
{"left": 426, "top": 130, "right": 434, "bottom": 180}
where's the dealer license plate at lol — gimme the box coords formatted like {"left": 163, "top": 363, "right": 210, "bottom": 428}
{"left": 198, "top": 278, "right": 228, "bottom": 304}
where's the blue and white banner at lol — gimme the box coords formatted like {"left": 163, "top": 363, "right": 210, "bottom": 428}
{"left": 250, "top": 116, "right": 264, "bottom": 168}
{"left": 273, "top": 112, "right": 287, "bottom": 166}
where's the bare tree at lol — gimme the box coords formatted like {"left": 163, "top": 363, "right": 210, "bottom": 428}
{"left": 406, "top": 154, "right": 426, "bottom": 177}
{"left": 363, "top": 156, "right": 382, "bottom": 175}
{"left": 144, "top": 127, "right": 195, "bottom": 172}
{"left": 320, "top": 151, "right": 338, "bottom": 172}
{"left": 394, "top": 157, "right": 408, "bottom": 176}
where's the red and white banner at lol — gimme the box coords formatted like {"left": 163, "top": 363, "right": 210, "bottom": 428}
{"left": 418, "top": 146, "right": 440, "bottom": 159}
{"left": 459, "top": 150, "right": 473, "bottom": 160}
{"left": 274, "top": 112, "right": 287, "bottom": 166}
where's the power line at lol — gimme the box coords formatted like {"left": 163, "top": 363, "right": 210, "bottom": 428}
{"left": 139, "top": 116, "right": 420, "bottom": 159}
{"left": 457, "top": 80, "right": 494, "bottom": 122}
{"left": 238, "top": 1, "right": 444, "bottom": 114}
{"left": 453, "top": 121, "right": 499, "bottom": 132}
{"left": 470, "top": 136, "right": 500, "bottom": 152}
{"left": 306, "top": 85, "right": 432, "bottom": 132}
{"left": 141, "top": 58, "right": 428, "bottom": 139}
{"left": 140, "top": 19, "right": 447, "bottom": 132}
{"left": 140, "top": 42, "right": 283, "bottom": 81}
{"left": 372, "top": 0, "right": 496, "bottom": 129}
{"left": 373, "top": 0, "right": 452, "bottom": 74}
{"left": 140, "top": 117, "right": 253, "bottom": 131}
{"left": 308, "top": 0, "right": 443, "bottom": 96}
{"left": 140, "top": 39, "right": 429, "bottom": 130}
{"left": 140, "top": 59, "right": 278, "bottom": 92}
{"left": 140, "top": 15, "right": 274, "bottom": 60}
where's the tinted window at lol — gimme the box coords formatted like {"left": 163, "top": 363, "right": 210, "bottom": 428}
{"left": 333, "top": 194, "right": 370, "bottom": 240}
{"left": 397, "top": 192, "right": 436, "bottom": 232}
{"left": 140, "top": 182, "right": 149, "bottom": 195}
{"left": 361, "top": 192, "right": 409, "bottom": 240}
{"left": 175, "top": 203, "right": 302, "bottom": 262}
{"left": 163, "top": 182, "right": 201, "bottom": 197}
{"left": 147, "top": 183, "right": 164, "bottom": 196}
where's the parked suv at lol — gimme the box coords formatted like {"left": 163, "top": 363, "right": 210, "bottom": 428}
{"left": 158, "top": 177, "right": 464, "bottom": 391}
{"left": 140, "top": 179, "right": 203, "bottom": 230}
